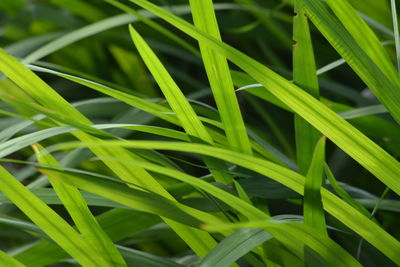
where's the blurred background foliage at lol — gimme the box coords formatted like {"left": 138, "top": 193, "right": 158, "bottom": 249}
{"left": 0, "top": 0, "right": 399, "bottom": 266}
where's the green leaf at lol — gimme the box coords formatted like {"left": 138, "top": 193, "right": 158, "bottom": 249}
{"left": 33, "top": 144, "right": 127, "bottom": 267}
{"left": 197, "top": 228, "right": 272, "bottom": 267}
{"left": 203, "top": 221, "right": 361, "bottom": 266}
{"left": 125, "top": 0, "right": 400, "bottom": 204}
{"left": 293, "top": 0, "right": 321, "bottom": 174}
{"left": 53, "top": 139, "right": 400, "bottom": 264}
{"left": 28, "top": 64, "right": 282, "bottom": 165}
{"left": 0, "top": 166, "right": 111, "bottom": 267}
{"left": 129, "top": 24, "right": 236, "bottom": 185}
{"left": 0, "top": 48, "right": 218, "bottom": 258}
{"left": 14, "top": 209, "right": 161, "bottom": 266}
{"left": 304, "top": 137, "right": 327, "bottom": 236}
{"left": 0, "top": 251, "right": 25, "bottom": 267}
{"left": 302, "top": 0, "right": 400, "bottom": 124}
{"left": 189, "top": 0, "right": 253, "bottom": 155}
{"left": 37, "top": 168, "right": 222, "bottom": 228}
{"left": 0, "top": 188, "right": 127, "bottom": 208}
{"left": 338, "top": 105, "right": 388, "bottom": 119}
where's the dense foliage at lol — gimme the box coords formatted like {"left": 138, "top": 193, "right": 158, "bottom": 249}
{"left": 0, "top": 0, "right": 399, "bottom": 266}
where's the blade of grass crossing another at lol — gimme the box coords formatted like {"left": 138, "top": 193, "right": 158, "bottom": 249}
{"left": 36, "top": 168, "right": 222, "bottom": 228}
{"left": 302, "top": 0, "right": 400, "bottom": 124}
{"left": 54, "top": 139, "right": 400, "bottom": 264}
{"left": 203, "top": 221, "right": 361, "bottom": 267}
{"left": 304, "top": 137, "right": 327, "bottom": 236}
{"left": 293, "top": 0, "right": 321, "bottom": 174}
{"left": 0, "top": 48, "right": 218, "bottom": 258}
{"left": 0, "top": 166, "right": 110, "bottom": 266}
{"left": 197, "top": 228, "right": 272, "bottom": 267}
{"left": 129, "top": 25, "right": 234, "bottom": 185}
{"left": 128, "top": 26, "right": 212, "bottom": 144}
{"left": 188, "top": 0, "right": 253, "bottom": 155}
{"left": 323, "top": 0, "right": 399, "bottom": 83}
{"left": 125, "top": 0, "right": 400, "bottom": 199}
{"left": 32, "top": 144, "right": 127, "bottom": 267}
{"left": 28, "top": 64, "right": 282, "bottom": 164}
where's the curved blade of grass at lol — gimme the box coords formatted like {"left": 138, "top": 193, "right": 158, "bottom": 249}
{"left": 129, "top": 24, "right": 234, "bottom": 184}
{"left": 40, "top": 156, "right": 358, "bottom": 265}
{"left": 27, "top": 64, "right": 283, "bottom": 164}
{"left": 302, "top": 0, "right": 400, "bottom": 124}
{"left": 0, "top": 48, "right": 218, "bottom": 258}
{"left": 197, "top": 228, "right": 272, "bottom": 267}
{"left": 43, "top": 155, "right": 268, "bottom": 221}
{"left": 37, "top": 168, "right": 222, "bottom": 228}
{"left": 32, "top": 144, "right": 127, "bottom": 267}
{"left": 338, "top": 105, "right": 388, "bottom": 119}
{"left": 0, "top": 216, "right": 44, "bottom": 236}
{"left": 55, "top": 139, "right": 400, "bottom": 264}
{"left": 188, "top": 0, "right": 253, "bottom": 155}
{"left": 0, "top": 188, "right": 127, "bottom": 208}
{"left": 0, "top": 166, "right": 111, "bottom": 267}
{"left": 124, "top": 0, "right": 400, "bottom": 200}
{"left": 128, "top": 26, "right": 211, "bottom": 143}
{"left": 304, "top": 137, "right": 327, "bottom": 236}
{"left": 293, "top": 0, "right": 321, "bottom": 174}
{"left": 0, "top": 123, "right": 189, "bottom": 159}
{"left": 233, "top": 74, "right": 400, "bottom": 154}
{"left": 203, "top": 221, "right": 361, "bottom": 267}
{"left": 0, "top": 95, "right": 116, "bottom": 139}
{"left": 4, "top": 32, "right": 64, "bottom": 57}
{"left": 0, "top": 251, "right": 25, "bottom": 267}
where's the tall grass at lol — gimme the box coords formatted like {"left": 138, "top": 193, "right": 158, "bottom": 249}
{"left": 0, "top": 0, "right": 399, "bottom": 266}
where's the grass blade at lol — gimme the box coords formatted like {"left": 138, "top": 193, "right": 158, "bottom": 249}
{"left": 0, "top": 48, "right": 218, "bottom": 258}
{"left": 32, "top": 144, "right": 127, "bottom": 267}
{"left": 197, "top": 228, "right": 272, "bottom": 267}
{"left": 188, "top": 0, "right": 253, "bottom": 155}
{"left": 53, "top": 139, "right": 400, "bottom": 264}
{"left": 293, "top": 0, "right": 321, "bottom": 174}
{"left": 203, "top": 221, "right": 361, "bottom": 266}
{"left": 0, "top": 166, "right": 110, "bottom": 266}
{"left": 304, "top": 137, "right": 327, "bottom": 236}
{"left": 124, "top": 0, "right": 400, "bottom": 201}
{"left": 302, "top": 0, "right": 400, "bottom": 124}
{"left": 129, "top": 24, "right": 233, "bottom": 184}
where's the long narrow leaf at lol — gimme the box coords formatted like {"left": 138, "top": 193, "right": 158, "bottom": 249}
{"left": 53, "top": 139, "right": 400, "bottom": 264}
{"left": 0, "top": 166, "right": 110, "bottom": 266}
{"left": 304, "top": 137, "right": 327, "bottom": 236}
{"left": 293, "top": 0, "right": 321, "bottom": 174}
{"left": 189, "top": 0, "right": 252, "bottom": 155}
{"left": 33, "top": 144, "right": 126, "bottom": 266}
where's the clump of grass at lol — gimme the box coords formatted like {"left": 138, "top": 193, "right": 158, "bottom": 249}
{"left": 0, "top": 0, "right": 399, "bottom": 266}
